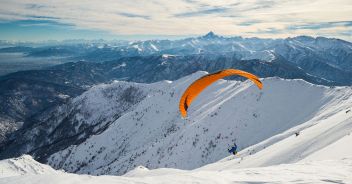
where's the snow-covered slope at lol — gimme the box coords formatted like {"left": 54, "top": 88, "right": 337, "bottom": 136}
{"left": 200, "top": 106, "right": 352, "bottom": 171}
{"left": 45, "top": 71, "right": 352, "bottom": 175}
{"left": 0, "top": 81, "right": 148, "bottom": 160}
{"left": 0, "top": 155, "right": 58, "bottom": 178}
{"left": 1, "top": 71, "right": 352, "bottom": 183}
{"left": 1, "top": 156, "right": 351, "bottom": 183}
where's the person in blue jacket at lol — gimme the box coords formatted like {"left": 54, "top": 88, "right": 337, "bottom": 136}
{"left": 228, "top": 143, "right": 238, "bottom": 155}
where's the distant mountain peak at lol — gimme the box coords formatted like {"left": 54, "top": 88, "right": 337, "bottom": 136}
{"left": 201, "top": 31, "right": 221, "bottom": 39}
{"left": 205, "top": 31, "right": 215, "bottom": 37}
{"left": 291, "top": 35, "right": 315, "bottom": 42}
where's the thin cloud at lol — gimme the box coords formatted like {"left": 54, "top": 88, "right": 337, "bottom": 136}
{"left": 288, "top": 21, "right": 352, "bottom": 30}
{"left": 174, "top": 7, "right": 229, "bottom": 17}
{"left": 0, "top": 0, "right": 351, "bottom": 40}
{"left": 238, "top": 20, "right": 262, "bottom": 26}
{"left": 17, "top": 19, "right": 73, "bottom": 27}
{"left": 25, "top": 4, "right": 47, "bottom": 10}
{"left": 118, "top": 13, "right": 151, "bottom": 20}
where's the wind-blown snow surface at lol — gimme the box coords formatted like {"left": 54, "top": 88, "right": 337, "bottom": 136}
{"left": 44, "top": 71, "right": 352, "bottom": 176}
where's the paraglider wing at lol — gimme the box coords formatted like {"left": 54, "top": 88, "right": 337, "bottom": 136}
{"left": 179, "top": 69, "right": 263, "bottom": 118}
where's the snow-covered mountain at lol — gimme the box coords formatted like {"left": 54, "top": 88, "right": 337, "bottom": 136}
{"left": 1, "top": 33, "right": 351, "bottom": 142}
{"left": 3, "top": 32, "right": 352, "bottom": 79}
{"left": 114, "top": 33, "right": 352, "bottom": 72}
{"left": 0, "top": 82, "right": 148, "bottom": 160}
{"left": 127, "top": 33, "right": 352, "bottom": 85}
{"left": 1, "top": 52, "right": 339, "bottom": 145}
{"left": 45, "top": 72, "right": 351, "bottom": 175}
{"left": 1, "top": 103, "right": 351, "bottom": 183}
{"left": 2, "top": 71, "right": 349, "bottom": 176}
{"left": 1, "top": 100, "right": 351, "bottom": 183}
{"left": 1, "top": 32, "right": 351, "bottom": 182}
{"left": 0, "top": 71, "right": 351, "bottom": 183}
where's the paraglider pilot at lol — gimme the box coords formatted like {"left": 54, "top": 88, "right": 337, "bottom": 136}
{"left": 228, "top": 143, "right": 238, "bottom": 155}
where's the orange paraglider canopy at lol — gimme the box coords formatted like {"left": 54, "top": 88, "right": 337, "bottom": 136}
{"left": 179, "top": 69, "right": 263, "bottom": 118}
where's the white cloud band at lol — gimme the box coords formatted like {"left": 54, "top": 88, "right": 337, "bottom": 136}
{"left": 0, "top": 0, "right": 351, "bottom": 40}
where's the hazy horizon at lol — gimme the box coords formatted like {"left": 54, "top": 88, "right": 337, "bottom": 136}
{"left": 1, "top": 32, "right": 351, "bottom": 43}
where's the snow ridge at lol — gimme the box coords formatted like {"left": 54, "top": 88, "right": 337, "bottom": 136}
{"left": 46, "top": 72, "right": 352, "bottom": 175}
{"left": 0, "top": 155, "right": 59, "bottom": 178}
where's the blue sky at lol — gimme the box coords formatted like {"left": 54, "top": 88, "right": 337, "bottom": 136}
{"left": 0, "top": 20, "right": 114, "bottom": 41}
{"left": 0, "top": 20, "right": 191, "bottom": 41}
{"left": 0, "top": 0, "right": 351, "bottom": 41}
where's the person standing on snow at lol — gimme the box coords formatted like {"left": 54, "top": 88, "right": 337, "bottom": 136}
{"left": 228, "top": 143, "right": 238, "bottom": 155}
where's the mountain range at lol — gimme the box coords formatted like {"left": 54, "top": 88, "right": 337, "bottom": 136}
{"left": 0, "top": 33, "right": 351, "bottom": 173}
